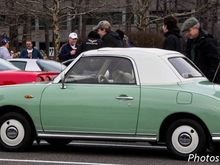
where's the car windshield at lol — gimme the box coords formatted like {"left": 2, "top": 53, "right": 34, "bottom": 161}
{"left": 36, "top": 60, "right": 66, "bottom": 72}
{"left": 169, "top": 57, "right": 203, "bottom": 78}
{"left": 0, "top": 59, "right": 20, "bottom": 71}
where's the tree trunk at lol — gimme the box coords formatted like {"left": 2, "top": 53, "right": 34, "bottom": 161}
{"left": 52, "top": 0, "right": 61, "bottom": 60}
{"left": 53, "top": 15, "right": 60, "bottom": 60}
{"left": 22, "top": 15, "right": 32, "bottom": 48}
{"left": 44, "top": 20, "right": 50, "bottom": 58}
{"left": 9, "top": 22, "right": 19, "bottom": 52}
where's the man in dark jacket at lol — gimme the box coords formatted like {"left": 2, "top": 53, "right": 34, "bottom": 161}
{"left": 162, "top": 16, "right": 184, "bottom": 53}
{"left": 78, "top": 31, "right": 102, "bottom": 54}
{"left": 182, "top": 17, "right": 220, "bottom": 83}
{"left": 59, "top": 32, "right": 80, "bottom": 62}
{"left": 20, "top": 40, "right": 43, "bottom": 59}
{"left": 93, "top": 20, "right": 123, "bottom": 47}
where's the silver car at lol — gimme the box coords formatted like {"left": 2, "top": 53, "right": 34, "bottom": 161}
{"left": 8, "top": 59, "right": 66, "bottom": 72}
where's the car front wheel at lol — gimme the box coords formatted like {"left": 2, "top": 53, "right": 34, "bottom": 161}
{"left": 166, "top": 119, "right": 207, "bottom": 159}
{"left": 0, "top": 112, "right": 33, "bottom": 151}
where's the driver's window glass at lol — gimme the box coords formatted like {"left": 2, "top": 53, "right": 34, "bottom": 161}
{"left": 65, "top": 56, "right": 136, "bottom": 84}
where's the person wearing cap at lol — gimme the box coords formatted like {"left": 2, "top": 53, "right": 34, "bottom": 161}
{"left": 162, "top": 16, "right": 184, "bottom": 53}
{"left": 181, "top": 17, "right": 220, "bottom": 83}
{"left": 59, "top": 32, "right": 80, "bottom": 62}
{"left": 93, "top": 20, "right": 123, "bottom": 48}
{"left": 19, "top": 40, "right": 43, "bottom": 59}
{"left": 0, "top": 38, "right": 12, "bottom": 60}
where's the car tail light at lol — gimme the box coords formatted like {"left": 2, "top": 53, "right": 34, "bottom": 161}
{"left": 36, "top": 76, "right": 44, "bottom": 82}
{"left": 45, "top": 76, "right": 51, "bottom": 81}
{"left": 49, "top": 75, "right": 56, "bottom": 80}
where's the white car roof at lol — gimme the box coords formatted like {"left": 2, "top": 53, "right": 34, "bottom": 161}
{"left": 9, "top": 59, "right": 41, "bottom": 71}
{"left": 54, "top": 48, "right": 206, "bottom": 85}
{"left": 83, "top": 48, "right": 184, "bottom": 85}
{"left": 8, "top": 59, "right": 66, "bottom": 72}
{"left": 83, "top": 47, "right": 184, "bottom": 58}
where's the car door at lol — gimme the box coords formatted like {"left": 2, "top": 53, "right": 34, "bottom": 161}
{"left": 40, "top": 56, "right": 140, "bottom": 134}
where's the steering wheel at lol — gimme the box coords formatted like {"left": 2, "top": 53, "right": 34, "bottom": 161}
{"left": 98, "top": 75, "right": 108, "bottom": 83}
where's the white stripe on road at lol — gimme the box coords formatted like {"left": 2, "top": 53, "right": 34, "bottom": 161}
{"left": 0, "top": 159, "right": 122, "bottom": 165}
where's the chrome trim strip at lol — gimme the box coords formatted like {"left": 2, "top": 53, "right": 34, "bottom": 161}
{"left": 212, "top": 137, "right": 220, "bottom": 141}
{"left": 212, "top": 134, "right": 220, "bottom": 141}
{"left": 38, "top": 133, "right": 157, "bottom": 142}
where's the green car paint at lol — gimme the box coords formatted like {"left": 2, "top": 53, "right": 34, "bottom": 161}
{"left": 40, "top": 83, "right": 140, "bottom": 133}
{"left": 0, "top": 48, "right": 220, "bottom": 159}
{"left": 1, "top": 80, "right": 220, "bottom": 136}
{"left": 0, "top": 83, "right": 48, "bottom": 131}
{"left": 137, "top": 81, "right": 220, "bottom": 136}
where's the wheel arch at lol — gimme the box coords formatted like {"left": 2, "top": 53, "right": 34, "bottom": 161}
{"left": 159, "top": 112, "right": 211, "bottom": 143}
{"left": 0, "top": 105, "right": 37, "bottom": 138}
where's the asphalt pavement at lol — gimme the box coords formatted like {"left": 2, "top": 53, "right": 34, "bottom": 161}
{"left": 0, "top": 141, "right": 219, "bottom": 165}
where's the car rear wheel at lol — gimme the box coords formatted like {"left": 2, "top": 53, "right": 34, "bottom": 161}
{"left": 166, "top": 119, "right": 207, "bottom": 159}
{"left": 0, "top": 112, "right": 33, "bottom": 151}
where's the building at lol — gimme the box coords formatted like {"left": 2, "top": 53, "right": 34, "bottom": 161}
{"left": 0, "top": 0, "right": 219, "bottom": 53}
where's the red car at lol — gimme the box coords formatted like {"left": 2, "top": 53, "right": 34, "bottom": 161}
{"left": 0, "top": 59, "right": 59, "bottom": 85}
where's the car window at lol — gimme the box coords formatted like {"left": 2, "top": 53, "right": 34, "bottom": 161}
{"left": 9, "top": 61, "right": 27, "bottom": 70}
{"left": 169, "top": 57, "right": 203, "bottom": 78}
{"left": 65, "top": 56, "right": 136, "bottom": 84}
{"left": 36, "top": 60, "right": 66, "bottom": 72}
{"left": 0, "top": 59, "right": 20, "bottom": 71}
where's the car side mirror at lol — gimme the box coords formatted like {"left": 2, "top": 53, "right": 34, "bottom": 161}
{"left": 60, "top": 73, "right": 66, "bottom": 89}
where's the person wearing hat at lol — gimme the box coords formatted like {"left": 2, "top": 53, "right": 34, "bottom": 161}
{"left": 93, "top": 20, "right": 123, "bottom": 48}
{"left": 0, "top": 38, "right": 12, "bottom": 60}
{"left": 181, "top": 17, "right": 220, "bottom": 83}
{"left": 162, "top": 15, "right": 184, "bottom": 53}
{"left": 59, "top": 32, "right": 80, "bottom": 62}
{"left": 19, "top": 40, "right": 43, "bottom": 59}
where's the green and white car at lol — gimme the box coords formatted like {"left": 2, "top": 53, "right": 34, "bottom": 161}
{"left": 0, "top": 48, "right": 220, "bottom": 159}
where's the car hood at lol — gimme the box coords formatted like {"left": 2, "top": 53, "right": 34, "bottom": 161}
{"left": 179, "top": 80, "right": 220, "bottom": 99}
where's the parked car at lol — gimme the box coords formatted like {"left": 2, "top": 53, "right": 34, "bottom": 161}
{"left": 0, "top": 58, "right": 58, "bottom": 85}
{"left": 8, "top": 59, "right": 66, "bottom": 72}
{"left": 0, "top": 48, "right": 220, "bottom": 159}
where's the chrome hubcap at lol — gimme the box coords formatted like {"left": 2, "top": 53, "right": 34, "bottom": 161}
{"left": 6, "top": 126, "right": 18, "bottom": 139}
{"left": 178, "top": 132, "right": 192, "bottom": 147}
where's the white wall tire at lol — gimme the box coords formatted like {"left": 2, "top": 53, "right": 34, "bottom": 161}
{"left": 166, "top": 119, "right": 207, "bottom": 159}
{"left": 1, "top": 119, "right": 25, "bottom": 147}
{"left": 0, "top": 113, "right": 33, "bottom": 151}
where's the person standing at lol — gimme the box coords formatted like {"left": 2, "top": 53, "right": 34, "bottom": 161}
{"left": 181, "top": 17, "right": 220, "bottom": 83}
{"left": 116, "top": 29, "right": 133, "bottom": 47}
{"left": 20, "top": 40, "right": 43, "bottom": 59}
{"left": 0, "top": 38, "right": 12, "bottom": 60}
{"left": 93, "top": 20, "right": 123, "bottom": 47}
{"left": 162, "top": 15, "right": 183, "bottom": 53}
{"left": 59, "top": 32, "right": 80, "bottom": 62}
{"left": 78, "top": 31, "right": 102, "bottom": 54}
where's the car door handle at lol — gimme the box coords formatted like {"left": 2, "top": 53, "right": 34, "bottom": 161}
{"left": 116, "top": 95, "right": 134, "bottom": 100}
